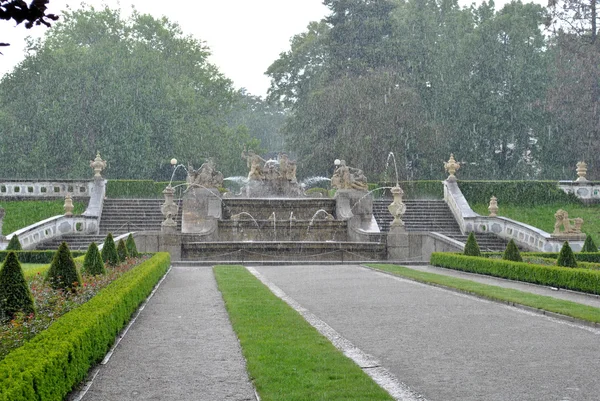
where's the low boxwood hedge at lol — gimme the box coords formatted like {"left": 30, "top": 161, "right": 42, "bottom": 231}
{"left": 457, "top": 180, "right": 580, "bottom": 206}
{"left": 106, "top": 180, "right": 185, "bottom": 198}
{"left": 484, "top": 252, "right": 600, "bottom": 264}
{"left": 0, "top": 250, "right": 85, "bottom": 264}
{"left": 0, "top": 252, "right": 170, "bottom": 400}
{"left": 430, "top": 252, "right": 600, "bottom": 295}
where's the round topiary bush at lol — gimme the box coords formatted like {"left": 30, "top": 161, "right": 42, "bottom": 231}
{"left": 117, "top": 239, "right": 129, "bottom": 262}
{"left": 101, "top": 233, "right": 119, "bottom": 266}
{"left": 463, "top": 232, "right": 481, "bottom": 257}
{"left": 0, "top": 251, "right": 35, "bottom": 321}
{"left": 582, "top": 236, "right": 598, "bottom": 253}
{"left": 557, "top": 241, "right": 578, "bottom": 268}
{"left": 82, "top": 242, "right": 105, "bottom": 276}
{"left": 502, "top": 239, "right": 523, "bottom": 262}
{"left": 6, "top": 234, "right": 22, "bottom": 251}
{"left": 126, "top": 233, "right": 139, "bottom": 257}
{"left": 45, "top": 242, "right": 82, "bottom": 291}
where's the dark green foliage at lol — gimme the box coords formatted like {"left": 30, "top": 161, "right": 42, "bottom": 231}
{"left": 45, "top": 242, "right": 82, "bottom": 291}
{"left": 117, "top": 239, "right": 129, "bottom": 262}
{"left": 101, "top": 233, "right": 119, "bottom": 266}
{"left": 582, "top": 236, "right": 598, "bottom": 253}
{"left": 0, "top": 250, "right": 85, "bottom": 264}
{"left": 0, "top": 253, "right": 170, "bottom": 401}
{"left": 557, "top": 241, "right": 578, "bottom": 268}
{"left": 82, "top": 243, "right": 105, "bottom": 276}
{"left": 430, "top": 252, "right": 600, "bottom": 295}
{"left": 463, "top": 232, "right": 481, "bottom": 257}
{"left": 502, "top": 239, "right": 523, "bottom": 262}
{"left": 6, "top": 235, "right": 22, "bottom": 251}
{"left": 375, "top": 181, "right": 444, "bottom": 199}
{"left": 125, "top": 234, "right": 139, "bottom": 258}
{"left": 0, "top": 252, "right": 35, "bottom": 321}
{"left": 458, "top": 181, "right": 580, "bottom": 206}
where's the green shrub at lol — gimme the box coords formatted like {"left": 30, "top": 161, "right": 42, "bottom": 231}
{"left": 458, "top": 180, "right": 580, "bottom": 206}
{"left": 464, "top": 232, "right": 481, "bottom": 257}
{"left": 373, "top": 181, "right": 444, "bottom": 199}
{"left": 0, "top": 253, "right": 170, "bottom": 401}
{"left": 117, "top": 239, "right": 129, "bottom": 262}
{"left": 101, "top": 233, "right": 119, "bottom": 266}
{"left": 6, "top": 235, "right": 22, "bottom": 251}
{"left": 502, "top": 239, "right": 523, "bottom": 262}
{"left": 557, "top": 241, "right": 578, "bottom": 268}
{"left": 82, "top": 242, "right": 105, "bottom": 276}
{"left": 0, "top": 252, "right": 35, "bottom": 321}
{"left": 106, "top": 179, "right": 185, "bottom": 198}
{"left": 126, "top": 234, "right": 139, "bottom": 257}
{"left": 45, "top": 242, "right": 82, "bottom": 291}
{"left": 582, "top": 236, "right": 598, "bottom": 253}
{"left": 305, "top": 187, "right": 329, "bottom": 197}
{"left": 0, "top": 250, "right": 85, "bottom": 264}
{"left": 430, "top": 252, "right": 600, "bottom": 294}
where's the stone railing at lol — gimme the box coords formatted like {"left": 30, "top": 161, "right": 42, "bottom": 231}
{"left": 558, "top": 181, "right": 600, "bottom": 204}
{"left": 0, "top": 179, "right": 95, "bottom": 198}
{"left": 443, "top": 180, "right": 585, "bottom": 252}
{"left": 0, "top": 180, "right": 106, "bottom": 250}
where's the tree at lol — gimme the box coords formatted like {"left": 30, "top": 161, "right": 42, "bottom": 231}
{"left": 582, "top": 235, "right": 598, "bottom": 252}
{"left": 126, "top": 233, "right": 139, "bottom": 258}
{"left": 0, "top": 6, "right": 249, "bottom": 179}
{"left": 6, "top": 234, "right": 22, "bottom": 251}
{"left": 0, "top": 0, "right": 58, "bottom": 48}
{"left": 117, "top": 239, "right": 129, "bottom": 262}
{"left": 502, "top": 239, "right": 523, "bottom": 262}
{"left": 557, "top": 241, "right": 578, "bottom": 267}
{"left": 101, "top": 233, "right": 119, "bottom": 266}
{"left": 82, "top": 242, "right": 105, "bottom": 276}
{"left": 0, "top": 251, "right": 34, "bottom": 321}
{"left": 45, "top": 242, "right": 82, "bottom": 291}
{"left": 463, "top": 232, "right": 481, "bottom": 256}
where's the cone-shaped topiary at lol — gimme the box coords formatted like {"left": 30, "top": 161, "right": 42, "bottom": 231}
{"left": 101, "top": 233, "right": 119, "bottom": 266}
{"left": 557, "top": 241, "right": 578, "bottom": 268}
{"left": 582, "top": 235, "right": 598, "bottom": 253}
{"left": 117, "top": 239, "right": 129, "bottom": 262}
{"left": 6, "top": 234, "right": 22, "bottom": 251}
{"left": 0, "top": 251, "right": 34, "bottom": 321}
{"left": 45, "top": 242, "right": 82, "bottom": 291}
{"left": 126, "top": 233, "right": 139, "bottom": 257}
{"left": 463, "top": 232, "right": 481, "bottom": 257}
{"left": 82, "top": 242, "right": 105, "bottom": 276}
{"left": 502, "top": 239, "right": 523, "bottom": 262}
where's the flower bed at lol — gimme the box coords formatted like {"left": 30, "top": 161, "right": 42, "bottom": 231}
{"left": 0, "top": 252, "right": 170, "bottom": 400}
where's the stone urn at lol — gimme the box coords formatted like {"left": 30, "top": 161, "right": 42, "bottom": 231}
{"left": 161, "top": 185, "right": 179, "bottom": 233}
{"left": 64, "top": 193, "right": 74, "bottom": 216}
{"left": 90, "top": 151, "right": 107, "bottom": 179}
{"left": 387, "top": 186, "right": 406, "bottom": 228}
{"left": 576, "top": 161, "right": 588, "bottom": 182}
{"left": 488, "top": 196, "right": 498, "bottom": 217}
{"left": 444, "top": 154, "right": 460, "bottom": 182}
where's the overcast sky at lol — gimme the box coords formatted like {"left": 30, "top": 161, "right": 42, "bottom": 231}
{"left": 0, "top": 0, "right": 540, "bottom": 98}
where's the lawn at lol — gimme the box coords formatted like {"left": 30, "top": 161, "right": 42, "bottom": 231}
{"left": 0, "top": 200, "right": 86, "bottom": 235}
{"left": 470, "top": 203, "right": 600, "bottom": 245}
{"left": 214, "top": 265, "right": 393, "bottom": 401}
{"left": 21, "top": 263, "right": 50, "bottom": 279}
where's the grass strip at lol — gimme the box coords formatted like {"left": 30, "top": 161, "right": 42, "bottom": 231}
{"left": 367, "top": 264, "right": 600, "bottom": 324}
{"left": 22, "top": 263, "right": 49, "bottom": 279}
{"left": 214, "top": 265, "right": 393, "bottom": 401}
{"left": 0, "top": 200, "right": 86, "bottom": 235}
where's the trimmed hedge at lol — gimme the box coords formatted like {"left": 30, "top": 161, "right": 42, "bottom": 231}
{"left": 0, "top": 252, "right": 170, "bottom": 401}
{"left": 489, "top": 252, "right": 600, "bottom": 264}
{"left": 430, "top": 252, "right": 600, "bottom": 294}
{"left": 464, "top": 232, "right": 481, "bottom": 257}
{"left": 375, "top": 180, "right": 444, "bottom": 199}
{"left": 457, "top": 180, "right": 580, "bottom": 206}
{"left": 0, "top": 250, "right": 85, "bottom": 264}
{"left": 106, "top": 180, "right": 185, "bottom": 198}
{"left": 6, "top": 235, "right": 22, "bottom": 251}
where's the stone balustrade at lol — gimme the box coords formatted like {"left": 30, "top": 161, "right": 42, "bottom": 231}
{"left": 558, "top": 181, "right": 600, "bottom": 204}
{"left": 444, "top": 180, "right": 585, "bottom": 252}
{"left": 0, "top": 180, "right": 95, "bottom": 198}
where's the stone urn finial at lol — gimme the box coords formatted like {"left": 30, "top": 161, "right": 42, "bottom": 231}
{"left": 387, "top": 186, "right": 407, "bottom": 228}
{"left": 64, "top": 193, "right": 74, "bottom": 216}
{"left": 90, "top": 151, "right": 107, "bottom": 179}
{"left": 444, "top": 154, "right": 460, "bottom": 182}
{"left": 488, "top": 196, "right": 498, "bottom": 217}
{"left": 161, "top": 185, "right": 179, "bottom": 233}
{"left": 576, "top": 161, "right": 588, "bottom": 182}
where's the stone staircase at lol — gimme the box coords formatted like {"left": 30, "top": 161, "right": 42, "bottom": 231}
{"left": 37, "top": 198, "right": 181, "bottom": 251}
{"left": 373, "top": 199, "right": 511, "bottom": 252}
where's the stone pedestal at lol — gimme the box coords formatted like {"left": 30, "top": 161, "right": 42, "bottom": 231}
{"left": 181, "top": 187, "right": 222, "bottom": 239}
{"left": 387, "top": 225, "right": 410, "bottom": 260}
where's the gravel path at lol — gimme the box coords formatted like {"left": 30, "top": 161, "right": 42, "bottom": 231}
{"left": 80, "top": 265, "right": 255, "bottom": 401}
{"left": 252, "top": 264, "right": 600, "bottom": 401}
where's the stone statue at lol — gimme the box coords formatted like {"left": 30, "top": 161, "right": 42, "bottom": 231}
{"left": 553, "top": 209, "right": 584, "bottom": 235}
{"left": 278, "top": 153, "right": 297, "bottom": 183}
{"left": 331, "top": 159, "right": 368, "bottom": 191}
{"left": 187, "top": 158, "right": 224, "bottom": 188}
{"left": 242, "top": 148, "right": 266, "bottom": 181}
